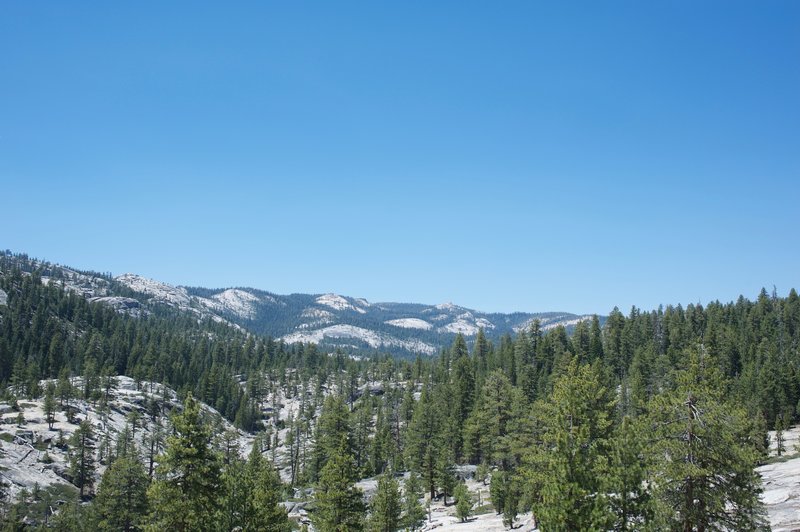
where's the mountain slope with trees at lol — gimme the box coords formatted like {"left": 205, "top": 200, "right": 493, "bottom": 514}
{"left": 0, "top": 250, "right": 596, "bottom": 358}
{"left": 1, "top": 249, "right": 799, "bottom": 530}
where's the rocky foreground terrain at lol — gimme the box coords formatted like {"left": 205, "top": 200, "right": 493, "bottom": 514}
{"left": 1, "top": 376, "right": 798, "bottom": 530}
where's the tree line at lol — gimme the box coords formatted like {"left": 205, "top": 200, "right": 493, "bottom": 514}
{"left": 2, "top": 253, "right": 798, "bottom": 529}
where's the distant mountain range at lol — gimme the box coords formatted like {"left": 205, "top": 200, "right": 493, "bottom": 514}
{"left": 1, "top": 251, "right": 602, "bottom": 357}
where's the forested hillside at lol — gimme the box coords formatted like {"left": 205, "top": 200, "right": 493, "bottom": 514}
{"left": 0, "top": 253, "right": 336, "bottom": 430}
{"left": 0, "top": 250, "right": 597, "bottom": 359}
{"left": 1, "top": 251, "right": 798, "bottom": 530}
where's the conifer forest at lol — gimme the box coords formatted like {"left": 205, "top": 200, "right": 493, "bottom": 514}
{"left": 0, "top": 252, "right": 798, "bottom": 530}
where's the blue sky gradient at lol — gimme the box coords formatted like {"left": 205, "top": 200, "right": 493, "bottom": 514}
{"left": 1, "top": 2, "right": 798, "bottom": 314}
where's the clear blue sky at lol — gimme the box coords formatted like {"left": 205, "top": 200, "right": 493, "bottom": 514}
{"left": 1, "top": 2, "right": 798, "bottom": 315}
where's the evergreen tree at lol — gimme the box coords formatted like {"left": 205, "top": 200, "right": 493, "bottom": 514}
{"left": 604, "top": 416, "right": 652, "bottom": 530}
{"left": 69, "top": 419, "right": 96, "bottom": 498}
{"left": 310, "top": 394, "right": 352, "bottom": 481}
{"left": 526, "top": 361, "right": 615, "bottom": 530}
{"left": 144, "top": 418, "right": 164, "bottom": 479}
{"left": 147, "top": 393, "right": 222, "bottom": 531}
{"left": 368, "top": 472, "right": 401, "bottom": 532}
{"left": 515, "top": 329, "right": 537, "bottom": 402}
{"left": 312, "top": 439, "right": 365, "bottom": 531}
{"left": 43, "top": 382, "right": 56, "bottom": 430}
{"left": 48, "top": 499, "right": 94, "bottom": 531}
{"left": 589, "top": 314, "right": 604, "bottom": 361}
{"left": 353, "top": 399, "right": 373, "bottom": 475}
{"left": 646, "top": 348, "right": 769, "bottom": 530}
{"left": 774, "top": 412, "right": 788, "bottom": 457}
{"left": 218, "top": 458, "right": 252, "bottom": 532}
{"left": 57, "top": 367, "right": 75, "bottom": 407}
{"left": 490, "top": 470, "right": 519, "bottom": 527}
{"left": 246, "top": 444, "right": 291, "bottom": 531}
{"left": 490, "top": 467, "right": 507, "bottom": 515}
{"left": 463, "top": 370, "right": 517, "bottom": 466}
{"left": 473, "top": 328, "right": 491, "bottom": 379}
{"left": 451, "top": 333, "right": 469, "bottom": 362}
{"left": 502, "top": 484, "right": 520, "bottom": 529}
{"left": 454, "top": 482, "right": 472, "bottom": 522}
{"left": 83, "top": 355, "right": 101, "bottom": 401}
{"left": 402, "top": 472, "right": 426, "bottom": 531}
{"left": 436, "top": 451, "right": 457, "bottom": 505}
{"left": 405, "top": 384, "right": 444, "bottom": 499}
{"left": 451, "top": 352, "right": 475, "bottom": 460}
{"left": 218, "top": 446, "right": 289, "bottom": 532}
{"left": 371, "top": 402, "right": 395, "bottom": 475}
{"left": 94, "top": 453, "right": 149, "bottom": 531}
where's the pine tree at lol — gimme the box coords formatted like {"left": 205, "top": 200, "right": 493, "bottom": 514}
{"left": 368, "top": 472, "right": 401, "bottom": 532}
{"left": 147, "top": 393, "right": 222, "bottom": 531}
{"left": 405, "top": 384, "right": 444, "bottom": 499}
{"left": 218, "top": 445, "right": 289, "bottom": 532}
{"left": 57, "top": 367, "right": 75, "bottom": 407}
{"left": 435, "top": 452, "right": 456, "bottom": 505}
{"left": 400, "top": 383, "right": 415, "bottom": 425}
{"left": 83, "top": 355, "right": 100, "bottom": 401}
{"left": 43, "top": 382, "right": 56, "bottom": 430}
{"left": 527, "top": 361, "right": 615, "bottom": 530}
{"left": 115, "top": 423, "right": 135, "bottom": 462}
{"left": 144, "top": 418, "right": 164, "bottom": 479}
{"left": 370, "top": 402, "right": 394, "bottom": 475}
{"left": 646, "top": 347, "right": 769, "bottom": 530}
{"left": 48, "top": 499, "right": 94, "bottom": 531}
{"left": 604, "top": 416, "right": 652, "bottom": 530}
{"left": 247, "top": 444, "right": 291, "bottom": 531}
{"left": 490, "top": 470, "right": 506, "bottom": 515}
{"left": 490, "top": 469, "right": 519, "bottom": 527}
{"left": 473, "top": 328, "right": 491, "bottom": 379}
{"left": 604, "top": 307, "right": 627, "bottom": 378}
{"left": 353, "top": 399, "right": 373, "bottom": 475}
{"left": 589, "top": 314, "right": 604, "bottom": 361}
{"left": 774, "top": 412, "right": 787, "bottom": 457}
{"left": 454, "top": 482, "right": 472, "bottom": 522}
{"left": 515, "top": 330, "right": 537, "bottom": 402}
{"left": 451, "top": 333, "right": 469, "bottom": 361}
{"left": 310, "top": 395, "right": 352, "bottom": 481}
{"left": 312, "top": 439, "right": 365, "bottom": 531}
{"left": 451, "top": 352, "right": 475, "bottom": 460}
{"left": 402, "top": 472, "right": 426, "bottom": 531}
{"left": 502, "top": 484, "right": 520, "bottom": 529}
{"left": 218, "top": 458, "right": 252, "bottom": 532}
{"left": 94, "top": 453, "right": 149, "bottom": 531}
{"left": 463, "top": 370, "right": 517, "bottom": 466}
{"left": 69, "top": 419, "right": 96, "bottom": 498}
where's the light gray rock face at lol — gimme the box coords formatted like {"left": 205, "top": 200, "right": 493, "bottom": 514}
{"left": 759, "top": 456, "right": 800, "bottom": 531}
{"left": 759, "top": 426, "right": 800, "bottom": 531}
{"left": 88, "top": 296, "right": 141, "bottom": 312}
{"left": 0, "top": 288, "right": 7, "bottom": 306}
{"left": 454, "top": 464, "right": 478, "bottom": 481}
{"left": 0, "top": 376, "right": 248, "bottom": 502}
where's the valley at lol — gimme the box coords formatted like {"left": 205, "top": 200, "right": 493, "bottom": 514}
{"left": 1, "top": 250, "right": 798, "bottom": 530}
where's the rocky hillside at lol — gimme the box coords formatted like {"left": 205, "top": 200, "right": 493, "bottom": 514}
{"left": 0, "top": 374, "right": 318, "bottom": 526}
{"left": 2, "top": 374, "right": 799, "bottom": 531}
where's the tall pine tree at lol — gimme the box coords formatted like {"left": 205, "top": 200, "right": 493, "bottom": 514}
{"left": 147, "top": 393, "right": 222, "bottom": 531}
{"left": 646, "top": 347, "right": 768, "bottom": 530}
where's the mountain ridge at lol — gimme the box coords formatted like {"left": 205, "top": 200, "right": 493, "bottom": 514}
{"left": 1, "top": 250, "right": 603, "bottom": 356}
